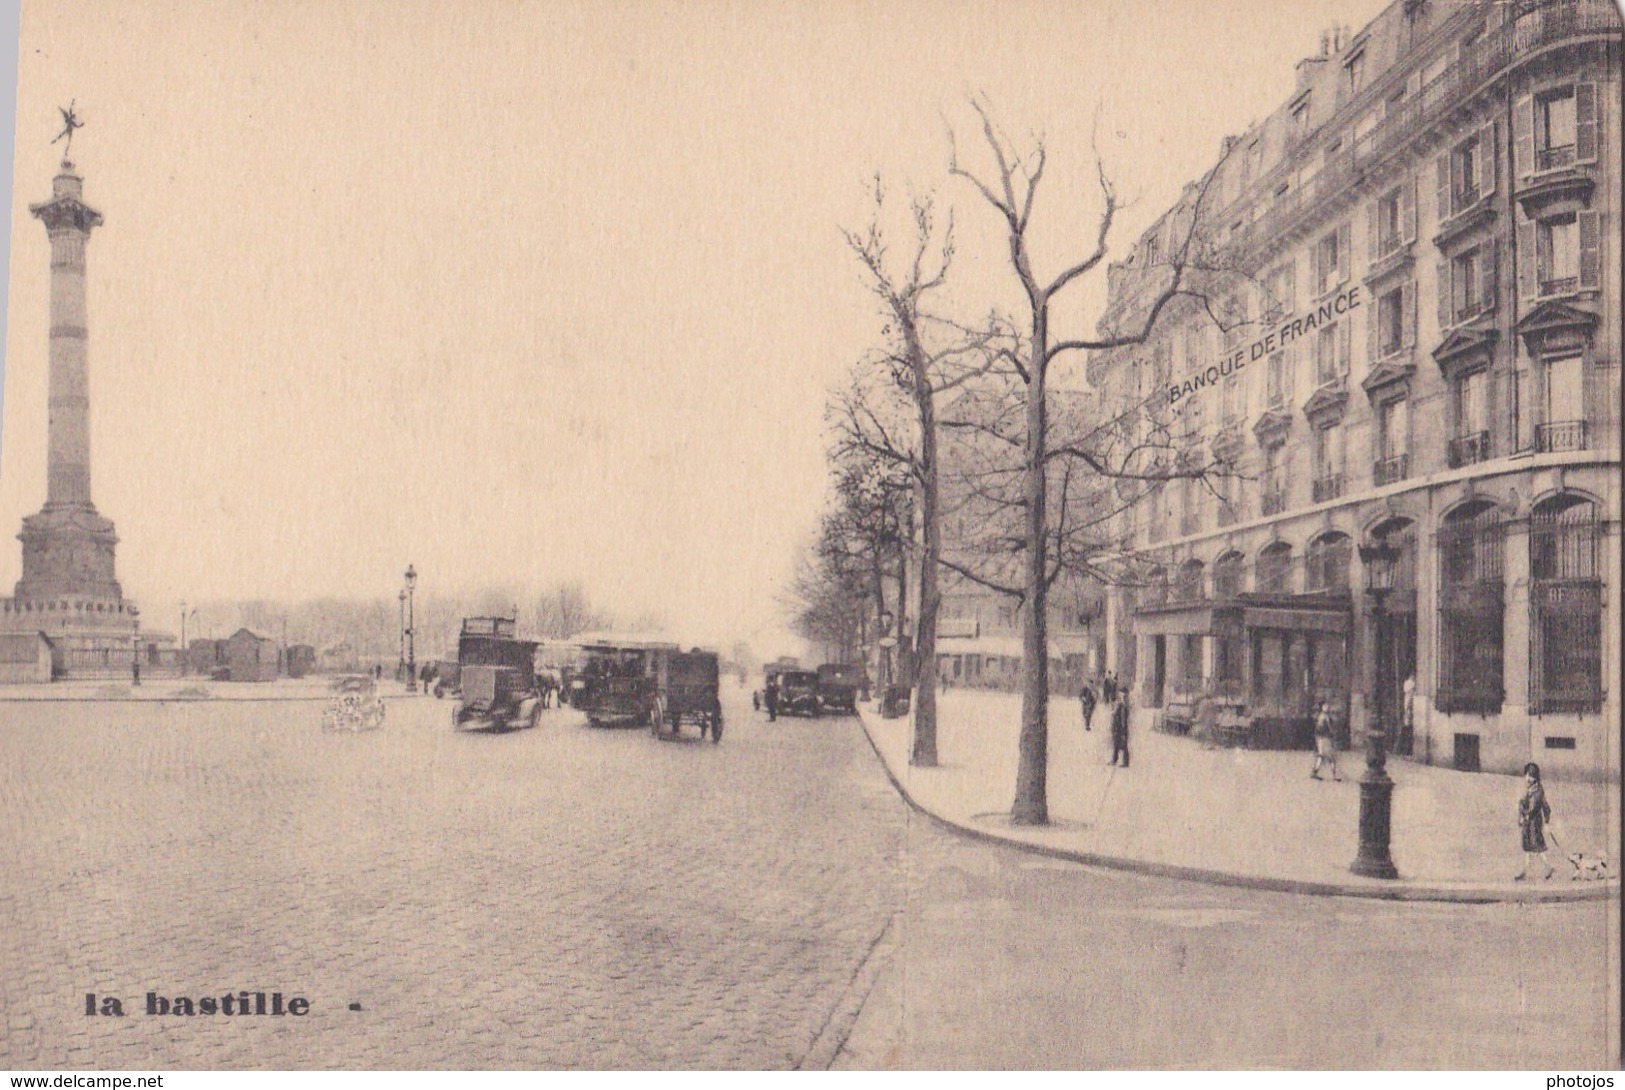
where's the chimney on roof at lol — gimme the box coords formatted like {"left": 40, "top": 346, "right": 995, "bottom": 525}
{"left": 1294, "top": 27, "right": 1339, "bottom": 92}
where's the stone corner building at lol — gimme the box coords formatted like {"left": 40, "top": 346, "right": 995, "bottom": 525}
{"left": 0, "top": 157, "right": 145, "bottom": 677}
{"left": 1088, "top": 0, "right": 1620, "bottom": 780}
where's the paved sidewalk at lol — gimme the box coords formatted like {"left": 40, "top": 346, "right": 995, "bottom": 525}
{"left": 858, "top": 689, "right": 1619, "bottom": 902}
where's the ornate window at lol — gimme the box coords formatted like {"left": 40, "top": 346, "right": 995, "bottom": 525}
{"left": 1375, "top": 397, "right": 1410, "bottom": 485}
{"left": 1313, "top": 423, "right": 1344, "bottom": 502}
{"left": 1315, "top": 224, "right": 1350, "bottom": 296}
{"left": 1449, "top": 368, "right": 1491, "bottom": 468}
{"left": 1530, "top": 494, "right": 1602, "bottom": 713}
{"left": 1437, "top": 501, "right": 1504, "bottom": 713}
{"left": 1306, "top": 532, "right": 1352, "bottom": 593}
{"left": 1175, "top": 559, "right": 1205, "bottom": 603}
{"left": 1538, "top": 354, "right": 1587, "bottom": 453}
{"left": 1213, "top": 552, "right": 1245, "bottom": 599}
{"left": 1257, "top": 541, "right": 1294, "bottom": 595}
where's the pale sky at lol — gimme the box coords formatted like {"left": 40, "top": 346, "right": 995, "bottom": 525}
{"left": 0, "top": 0, "right": 1388, "bottom": 652}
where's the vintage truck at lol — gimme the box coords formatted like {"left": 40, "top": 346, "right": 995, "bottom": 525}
{"left": 451, "top": 616, "right": 543, "bottom": 733}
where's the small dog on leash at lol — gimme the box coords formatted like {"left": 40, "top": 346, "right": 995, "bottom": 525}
{"left": 1566, "top": 852, "right": 1613, "bottom": 880}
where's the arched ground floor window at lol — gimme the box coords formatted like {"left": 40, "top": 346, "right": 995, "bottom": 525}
{"left": 1438, "top": 500, "right": 1505, "bottom": 714}
{"left": 1531, "top": 492, "right": 1603, "bottom": 714}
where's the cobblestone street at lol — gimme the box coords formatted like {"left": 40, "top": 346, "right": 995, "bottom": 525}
{"left": 2, "top": 685, "right": 1617, "bottom": 1070}
{"left": 0, "top": 685, "right": 911, "bottom": 1068}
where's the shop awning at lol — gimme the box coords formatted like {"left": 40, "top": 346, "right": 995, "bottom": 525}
{"left": 1132, "top": 606, "right": 1219, "bottom": 636}
{"left": 1242, "top": 605, "right": 1349, "bottom": 634}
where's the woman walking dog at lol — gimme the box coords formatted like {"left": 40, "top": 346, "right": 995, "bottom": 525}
{"left": 1515, "top": 762, "right": 1556, "bottom": 881}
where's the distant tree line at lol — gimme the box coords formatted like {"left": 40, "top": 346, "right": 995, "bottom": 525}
{"left": 192, "top": 581, "right": 642, "bottom": 665}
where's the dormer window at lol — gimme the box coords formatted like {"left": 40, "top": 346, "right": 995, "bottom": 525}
{"left": 1292, "top": 99, "right": 1311, "bottom": 138}
{"left": 1346, "top": 49, "right": 1366, "bottom": 95}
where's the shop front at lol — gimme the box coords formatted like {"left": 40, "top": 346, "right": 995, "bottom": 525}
{"left": 1134, "top": 593, "right": 1352, "bottom": 749}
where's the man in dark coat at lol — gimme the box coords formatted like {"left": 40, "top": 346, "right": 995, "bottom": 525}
{"left": 1109, "top": 691, "right": 1130, "bottom": 767}
{"left": 765, "top": 679, "right": 779, "bottom": 722}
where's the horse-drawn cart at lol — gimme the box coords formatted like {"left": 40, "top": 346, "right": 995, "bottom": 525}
{"left": 651, "top": 649, "right": 723, "bottom": 743}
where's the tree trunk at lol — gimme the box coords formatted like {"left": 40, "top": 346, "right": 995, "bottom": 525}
{"left": 911, "top": 334, "right": 941, "bottom": 767}
{"left": 871, "top": 551, "right": 889, "bottom": 691}
{"left": 1012, "top": 303, "right": 1050, "bottom": 826}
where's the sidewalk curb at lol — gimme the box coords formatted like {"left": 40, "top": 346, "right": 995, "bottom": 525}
{"left": 854, "top": 705, "right": 1617, "bottom": 905}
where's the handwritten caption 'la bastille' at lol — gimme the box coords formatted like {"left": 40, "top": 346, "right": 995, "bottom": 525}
{"left": 85, "top": 991, "right": 310, "bottom": 1017}
{"left": 1164, "top": 285, "right": 1362, "bottom": 406}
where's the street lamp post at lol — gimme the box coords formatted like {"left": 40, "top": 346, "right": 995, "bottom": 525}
{"left": 397, "top": 588, "right": 407, "bottom": 685}
{"left": 179, "top": 602, "right": 187, "bottom": 675}
{"left": 404, "top": 564, "right": 418, "bottom": 692}
{"left": 877, "top": 609, "right": 895, "bottom": 693}
{"left": 1351, "top": 540, "right": 1401, "bottom": 880}
{"left": 130, "top": 606, "right": 141, "bottom": 687}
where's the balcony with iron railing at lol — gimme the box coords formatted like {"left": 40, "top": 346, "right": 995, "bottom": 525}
{"left": 1261, "top": 489, "right": 1287, "bottom": 516}
{"left": 1448, "top": 430, "right": 1491, "bottom": 468}
{"left": 1374, "top": 453, "right": 1410, "bottom": 486}
{"left": 1539, "top": 275, "right": 1579, "bottom": 297}
{"left": 1180, "top": 511, "right": 1202, "bottom": 537}
{"left": 1536, "top": 420, "right": 1588, "bottom": 453}
{"left": 1217, "top": 501, "right": 1239, "bottom": 528}
{"left": 1536, "top": 143, "right": 1577, "bottom": 172}
{"left": 1312, "top": 474, "right": 1344, "bottom": 503}
{"left": 1222, "top": 2, "right": 1620, "bottom": 267}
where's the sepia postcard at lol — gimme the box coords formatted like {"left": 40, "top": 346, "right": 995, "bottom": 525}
{"left": 0, "top": 0, "right": 1619, "bottom": 1073}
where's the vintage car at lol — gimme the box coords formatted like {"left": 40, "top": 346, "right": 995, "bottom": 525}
{"left": 322, "top": 673, "right": 386, "bottom": 732}
{"left": 451, "top": 616, "right": 542, "bottom": 732}
{"left": 430, "top": 657, "right": 460, "bottom": 698}
{"left": 815, "top": 663, "right": 865, "bottom": 715}
{"left": 776, "top": 670, "right": 823, "bottom": 717}
{"left": 572, "top": 640, "right": 675, "bottom": 728}
{"left": 653, "top": 648, "right": 724, "bottom": 743}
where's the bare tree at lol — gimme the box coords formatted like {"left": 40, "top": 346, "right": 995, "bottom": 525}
{"left": 793, "top": 447, "right": 911, "bottom": 685}
{"left": 949, "top": 99, "right": 1231, "bottom": 825}
{"left": 835, "top": 181, "right": 1003, "bottom": 766}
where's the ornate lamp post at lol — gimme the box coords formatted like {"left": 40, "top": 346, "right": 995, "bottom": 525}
{"left": 1352, "top": 539, "right": 1401, "bottom": 879}
{"left": 130, "top": 605, "right": 141, "bottom": 687}
{"left": 404, "top": 564, "right": 418, "bottom": 692}
{"left": 397, "top": 588, "right": 407, "bottom": 684}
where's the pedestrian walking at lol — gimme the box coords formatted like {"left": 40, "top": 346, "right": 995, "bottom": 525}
{"left": 1079, "top": 681, "right": 1097, "bottom": 731}
{"left": 765, "top": 679, "right": 779, "bottom": 722}
{"left": 1310, "top": 701, "right": 1342, "bottom": 781}
{"left": 1515, "top": 762, "right": 1556, "bottom": 881}
{"left": 1108, "top": 690, "right": 1130, "bottom": 767}
{"left": 1102, "top": 673, "right": 1117, "bottom": 704}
